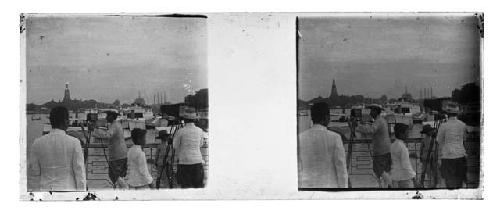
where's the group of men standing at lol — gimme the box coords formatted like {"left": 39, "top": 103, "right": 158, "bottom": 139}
{"left": 28, "top": 102, "right": 468, "bottom": 191}
{"left": 28, "top": 106, "right": 206, "bottom": 191}
{"left": 298, "top": 102, "right": 469, "bottom": 189}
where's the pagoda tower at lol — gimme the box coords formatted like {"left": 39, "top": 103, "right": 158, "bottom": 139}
{"left": 63, "top": 82, "right": 71, "bottom": 103}
{"left": 329, "top": 78, "right": 339, "bottom": 101}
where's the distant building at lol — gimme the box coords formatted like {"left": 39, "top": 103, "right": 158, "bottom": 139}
{"left": 309, "top": 95, "right": 329, "bottom": 105}
{"left": 400, "top": 86, "right": 413, "bottom": 102}
{"left": 133, "top": 91, "right": 146, "bottom": 106}
{"left": 63, "top": 82, "right": 71, "bottom": 103}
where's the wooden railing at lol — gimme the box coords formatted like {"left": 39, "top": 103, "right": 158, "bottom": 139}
{"left": 343, "top": 136, "right": 480, "bottom": 188}
{"left": 83, "top": 139, "right": 209, "bottom": 189}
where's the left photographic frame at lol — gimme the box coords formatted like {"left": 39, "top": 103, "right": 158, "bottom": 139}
{"left": 21, "top": 14, "right": 209, "bottom": 194}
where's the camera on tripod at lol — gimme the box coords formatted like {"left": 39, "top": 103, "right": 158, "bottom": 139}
{"left": 160, "top": 104, "right": 183, "bottom": 119}
{"left": 86, "top": 113, "right": 98, "bottom": 122}
{"left": 86, "top": 113, "right": 99, "bottom": 132}
{"left": 434, "top": 112, "right": 447, "bottom": 122}
{"left": 348, "top": 107, "right": 364, "bottom": 125}
{"left": 350, "top": 107, "right": 363, "bottom": 122}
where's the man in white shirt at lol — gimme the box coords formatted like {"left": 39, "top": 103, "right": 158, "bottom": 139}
{"left": 173, "top": 112, "right": 205, "bottom": 188}
{"left": 390, "top": 123, "right": 416, "bottom": 188}
{"left": 298, "top": 102, "right": 348, "bottom": 188}
{"left": 437, "top": 106, "right": 467, "bottom": 189}
{"left": 126, "top": 128, "right": 153, "bottom": 189}
{"left": 28, "top": 106, "right": 86, "bottom": 191}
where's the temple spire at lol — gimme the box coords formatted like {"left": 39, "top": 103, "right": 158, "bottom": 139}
{"left": 329, "top": 78, "right": 338, "bottom": 99}
{"left": 63, "top": 82, "right": 71, "bottom": 103}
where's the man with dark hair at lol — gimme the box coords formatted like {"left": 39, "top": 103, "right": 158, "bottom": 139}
{"left": 437, "top": 106, "right": 467, "bottom": 189}
{"left": 173, "top": 112, "right": 205, "bottom": 188}
{"left": 28, "top": 106, "right": 86, "bottom": 191}
{"left": 390, "top": 123, "right": 416, "bottom": 188}
{"left": 126, "top": 128, "right": 153, "bottom": 189}
{"left": 356, "top": 105, "right": 392, "bottom": 188}
{"left": 96, "top": 111, "right": 128, "bottom": 188}
{"left": 298, "top": 102, "right": 348, "bottom": 188}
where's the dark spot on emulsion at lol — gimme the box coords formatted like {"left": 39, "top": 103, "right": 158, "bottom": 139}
{"left": 83, "top": 192, "right": 98, "bottom": 201}
{"left": 412, "top": 191, "right": 424, "bottom": 199}
{"left": 343, "top": 38, "right": 348, "bottom": 42}
{"left": 106, "top": 53, "right": 110, "bottom": 56}
{"left": 40, "top": 36, "right": 45, "bottom": 40}
{"left": 416, "top": 17, "right": 420, "bottom": 21}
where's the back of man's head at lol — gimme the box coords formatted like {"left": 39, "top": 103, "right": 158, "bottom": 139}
{"left": 369, "top": 106, "right": 382, "bottom": 117}
{"left": 394, "top": 123, "right": 409, "bottom": 140}
{"left": 311, "top": 102, "right": 330, "bottom": 124}
{"left": 49, "top": 106, "right": 69, "bottom": 129}
{"left": 106, "top": 111, "right": 118, "bottom": 122}
{"left": 131, "top": 128, "right": 146, "bottom": 145}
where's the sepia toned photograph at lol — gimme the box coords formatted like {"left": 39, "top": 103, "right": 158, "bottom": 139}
{"left": 297, "top": 14, "right": 482, "bottom": 190}
{"left": 23, "top": 14, "right": 209, "bottom": 192}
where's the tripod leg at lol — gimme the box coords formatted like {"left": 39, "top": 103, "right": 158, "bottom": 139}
{"left": 365, "top": 142, "right": 383, "bottom": 188}
{"left": 155, "top": 164, "right": 164, "bottom": 189}
{"left": 169, "top": 147, "right": 176, "bottom": 188}
{"left": 156, "top": 143, "right": 170, "bottom": 189}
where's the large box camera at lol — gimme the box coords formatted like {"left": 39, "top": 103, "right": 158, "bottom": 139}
{"left": 350, "top": 108, "right": 363, "bottom": 121}
{"left": 160, "top": 104, "right": 181, "bottom": 117}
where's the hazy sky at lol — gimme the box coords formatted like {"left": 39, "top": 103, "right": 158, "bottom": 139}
{"left": 298, "top": 15, "right": 481, "bottom": 101}
{"left": 26, "top": 15, "right": 207, "bottom": 105}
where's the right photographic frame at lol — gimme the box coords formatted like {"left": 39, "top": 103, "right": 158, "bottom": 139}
{"left": 296, "top": 13, "right": 482, "bottom": 191}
